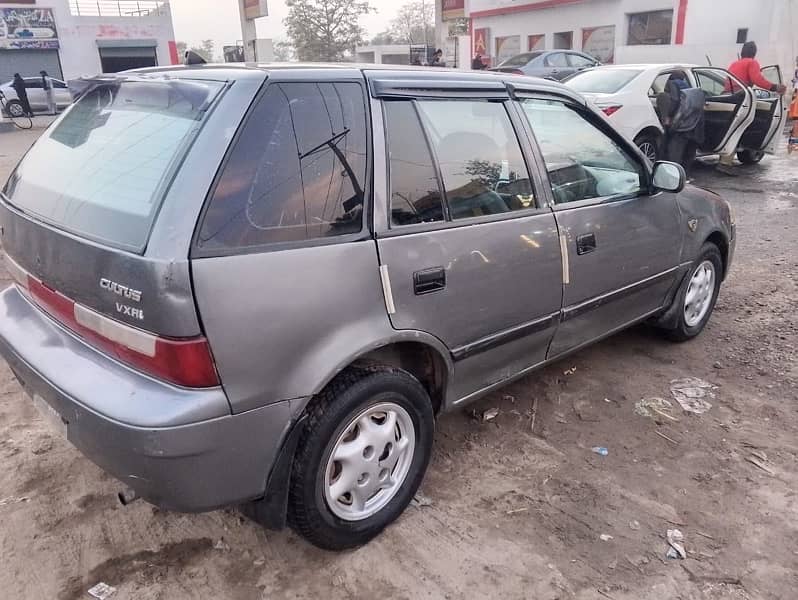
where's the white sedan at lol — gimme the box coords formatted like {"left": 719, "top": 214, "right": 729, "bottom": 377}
{"left": 0, "top": 76, "right": 73, "bottom": 117}
{"left": 565, "top": 63, "right": 787, "bottom": 164}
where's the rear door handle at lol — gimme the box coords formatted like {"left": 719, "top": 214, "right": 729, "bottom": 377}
{"left": 413, "top": 267, "right": 446, "bottom": 295}
{"left": 576, "top": 232, "right": 597, "bottom": 255}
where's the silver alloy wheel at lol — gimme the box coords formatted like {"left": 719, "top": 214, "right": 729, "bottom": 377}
{"left": 324, "top": 402, "right": 416, "bottom": 521}
{"left": 7, "top": 102, "right": 24, "bottom": 118}
{"left": 684, "top": 260, "right": 716, "bottom": 327}
{"left": 639, "top": 141, "right": 657, "bottom": 162}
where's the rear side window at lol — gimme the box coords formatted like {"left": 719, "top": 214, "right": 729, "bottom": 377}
{"left": 197, "top": 82, "right": 368, "bottom": 251}
{"left": 3, "top": 79, "right": 223, "bottom": 251}
{"left": 415, "top": 100, "right": 535, "bottom": 220}
{"left": 384, "top": 101, "right": 445, "bottom": 226}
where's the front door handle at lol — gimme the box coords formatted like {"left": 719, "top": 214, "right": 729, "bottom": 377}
{"left": 413, "top": 267, "right": 446, "bottom": 295}
{"left": 576, "top": 232, "right": 597, "bottom": 255}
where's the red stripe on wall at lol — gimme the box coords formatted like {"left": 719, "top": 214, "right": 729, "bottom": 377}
{"left": 470, "top": 0, "right": 586, "bottom": 19}
{"left": 168, "top": 40, "right": 179, "bottom": 65}
{"left": 675, "top": 0, "right": 688, "bottom": 45}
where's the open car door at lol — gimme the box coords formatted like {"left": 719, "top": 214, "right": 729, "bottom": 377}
{"left": 738, "top": 65, "right": 787, "bottom": 156}
{"left": 691, "top": 67, "right": 755, "bottom": 156}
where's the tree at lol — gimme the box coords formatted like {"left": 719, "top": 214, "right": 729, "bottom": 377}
{"left": 189, "top": 39, "right": 216, "bottom": 62}
{"left": 284, "top": 0, "right": 373, "bottom": 62}
{"left": 273, "top": 39, "right": 296, "bottom": 62}
{"left": 389, "top": 0, "right": 434, "bottom": 46}
{"left": 370, "top": 31, "right": 398, "bottom": 46}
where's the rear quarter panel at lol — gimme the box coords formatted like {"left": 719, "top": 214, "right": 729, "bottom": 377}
{"left": 675, "top": 186, "right": 735, "bottom": 274}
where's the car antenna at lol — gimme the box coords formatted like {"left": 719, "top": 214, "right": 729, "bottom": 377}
{"left": 705, "top": 54, "right": 713, "bottom": 66}
{"left": 185, "top": 50, "right": 207, "bottom": 66}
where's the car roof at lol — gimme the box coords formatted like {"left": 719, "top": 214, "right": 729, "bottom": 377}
{"left": 587, "top": 63, "right": 697, "bottom": 71}
{"left": 127, "top": 62, "right": 589, "bottom": 105}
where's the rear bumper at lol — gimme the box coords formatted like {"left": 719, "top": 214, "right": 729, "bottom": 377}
{"left": 0, "top": 286, "right": 292, "bottom": 512}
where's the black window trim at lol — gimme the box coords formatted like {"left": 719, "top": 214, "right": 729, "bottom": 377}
{"left": 378, "top": 96, "right": 551, "bottom": 239}
{"left": 513, "top": 92, "right": 654, "bottom": 212}
{"left": 191, "top": 77, "right": 374, "bottom": 260}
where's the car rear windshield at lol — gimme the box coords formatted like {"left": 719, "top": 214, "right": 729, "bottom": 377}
{"left": 2, "top": 78, "right": 224, "bottom": 252}
{"left": 566, "top": 69, "right": 643, "bottom": 94}
{"left": 501, "top": 52, "right": 543, "bottom": 67}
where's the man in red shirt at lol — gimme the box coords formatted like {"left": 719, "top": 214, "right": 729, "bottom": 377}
{"left": 718, "top": 41, "right": 786, "bottom": 174}
{"left": 728, "top": 42, "right": 786, "bottom": 94}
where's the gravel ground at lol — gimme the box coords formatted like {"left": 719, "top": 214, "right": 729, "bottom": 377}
{"left": 0, "top": 122, "right": 796, "bottom": 600}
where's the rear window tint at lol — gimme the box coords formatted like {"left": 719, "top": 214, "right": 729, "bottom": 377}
{"left": 384, "top": 101, "right": 445, "bottom": 226}
{"left": 415, "top": 100, "right": 535, "bottom": 220}
{"left": 197, "top": 82, "right": 368, "bottom": 252}
{"left": 2, "top": 79, "right": 222, "bottom": 252}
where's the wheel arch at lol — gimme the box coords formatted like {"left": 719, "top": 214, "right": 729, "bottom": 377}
{"left": 705, "top": 230, "right": 730, "bottom": 279}
{"left": 634, "top": 125, "right": 664, "bottom": 146}
{"left": 302, "top": 331, "right": 454, "bottom": 417}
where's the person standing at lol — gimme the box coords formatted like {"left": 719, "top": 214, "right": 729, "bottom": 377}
{"left": 40, "top": 70, "right": 56, "bottom": 116}
{"left": 718, "top": 41, "right": 786, "bottom": 174}
{"left": 657, "top": 73, "right": 704, "bottom": 176}
{"left": 472, "top": 53, "right": 487, "bottom": 70}
{"left": 11, "top": 73, "right": 33, "bottom": 117}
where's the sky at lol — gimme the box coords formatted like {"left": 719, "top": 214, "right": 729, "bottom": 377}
{"left": 170, "top": 0, "right": 403, "bottom": 50}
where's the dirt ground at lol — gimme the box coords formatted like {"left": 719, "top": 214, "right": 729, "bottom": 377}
{"left": 0, "top": 120, "right": 796, "bottom": 600}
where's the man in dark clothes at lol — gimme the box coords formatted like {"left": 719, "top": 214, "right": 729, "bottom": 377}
{"left": 11, "top": 73, "right": 33, "bottom": 117}
{"left": 472, "top": 53, "right": 486, "bottom": 70}
{"left": 657, "top": 73, "right": 704, "bottom": 176}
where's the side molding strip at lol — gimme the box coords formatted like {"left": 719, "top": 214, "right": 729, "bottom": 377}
{"left": 379, "top": 264, "right": 397, "bottom": 315}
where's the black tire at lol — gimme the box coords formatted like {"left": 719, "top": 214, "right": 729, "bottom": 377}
{"left": 288, "top": 364, "right": 434, "bottom": 550}
{"left": 663, "top": 243, "right": 723, "bottom": 342}
{"left": 5, "top": 99, "right": 24, "bottom": 118}
{"left": 737, "top": 149, "right": 765, "bottom": 164}
{"left": 634, "top": 132, "right": 660, "bottom": 162}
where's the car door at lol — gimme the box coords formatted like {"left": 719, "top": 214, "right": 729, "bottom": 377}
{"left": 24, "top": 78, "right": 45, "bottom": 111}
{"left": 371, "top": 86, "right": 563, "bottom": 403}
{"left": 53, "top": 79, "right": 72, "bottom": 109}
{"left": 741, "top": 65, "right": 787, "bottom": 155}
{"left": 516, "top": 95, "right": 683, "bottom": 357}
{"left": 690, "top": 67, "right": 755, "bottom": 155}
{"left": 545, "top": 52, "right": 573, "bottom": 80}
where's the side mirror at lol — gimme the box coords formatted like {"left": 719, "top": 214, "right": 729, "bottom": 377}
{"left": 652, "top": 161, "right": 686, "bottom": 193}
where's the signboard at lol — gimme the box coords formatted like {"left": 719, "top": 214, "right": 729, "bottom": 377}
{"left": 528, "top": 34, "right": 545, "bottom": 51}
{"left": 244, "top": 0, "right": 268, "bottom": 20}
{"left": 495, "top": 35, "right": 520, "bottom": 65}
{"left": 582, "top": 26, "right": 615, "bottom": 63}
{"left": 0, "top": 8, "right": 59, "bottom": 50}
{"left": 441, "top": 0, "right": 465, "bottom": 20}
{"left": 473, "top": 27, "right": 489, "bottom": 56}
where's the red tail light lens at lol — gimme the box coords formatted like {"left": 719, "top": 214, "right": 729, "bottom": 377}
{"left": 601, "top": 105, "right": 622, "bottom": 117}
{"left": 512, "top": 69, "right": 524, "bottom": 75}
{"left": 10, "top": 256, "right": 219, "bottom": 388}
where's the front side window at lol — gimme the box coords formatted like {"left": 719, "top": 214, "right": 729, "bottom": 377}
{"left": 415, "top": 100, "right": 535, "bottom": 220}
{"left": 198, "top": 82, "right": 368, "bottom": 251}
{"left": 694, "top": 69, "right": 738, "bottom": 97}
{"left": 384, "top": 101, "right": 445, "bottom": 226}
{"left": 568, "top": 54, "right": 595, "bottom": 68}
{"left": 520, "top": 99, "right": 644, "bottom": 205}
{"left": 546, "top": 53, "right": 569, "bottom": 68}
{"left": 628, "top": 10, "right": 673, "bottom": 46}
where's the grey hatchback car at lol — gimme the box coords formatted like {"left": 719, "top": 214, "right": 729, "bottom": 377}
{"left": 0, "top": 64, "right": 734, "bottom": 550}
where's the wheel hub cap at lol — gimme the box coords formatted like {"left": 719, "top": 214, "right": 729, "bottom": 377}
{"left": 324, "top": 402, "right": 416, "bottom": 521}
{"left": 684, "top": 260, "right": 715, "bottom": 327}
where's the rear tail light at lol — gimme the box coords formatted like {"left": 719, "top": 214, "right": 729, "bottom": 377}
{"left": 601, "top": 105, "right": 622, "bottom": 117}
{"left": 511, "top": 69, "right": 524, "bottom": 75}
{"left": 6, "top": 255, "right": 219, "bottom": 388}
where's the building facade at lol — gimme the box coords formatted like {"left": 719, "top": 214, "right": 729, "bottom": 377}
{"left": 439, "top": 0, "right": 798, "bottom": 77}
{"left": 0, "top": 0, "right": 178, "bottom": 83}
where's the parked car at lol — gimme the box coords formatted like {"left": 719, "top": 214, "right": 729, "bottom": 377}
{"left": 0, "top": 76, "right": 73, "bottom": 117}
{"left": 490, "top": 50, "right": 600, "bottom": 80}
{"left": 564, "top": 63, "right": 787, "bottom": 163}
{"left": 0, "top": 65, "right": 735, "bottom": 551}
